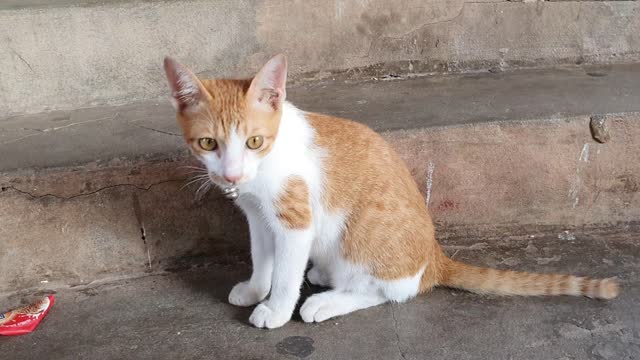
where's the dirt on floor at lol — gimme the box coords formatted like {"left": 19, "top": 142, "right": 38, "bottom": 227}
{"left": 1, "top": 230, "right": 638, "bottom": 360}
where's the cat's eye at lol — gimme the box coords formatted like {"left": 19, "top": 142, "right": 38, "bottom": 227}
{"left": 198, "top": 137, "right": 217, "bottom": 151}
{"left": 246, "top": 136, "right": 264, "bottom": 150}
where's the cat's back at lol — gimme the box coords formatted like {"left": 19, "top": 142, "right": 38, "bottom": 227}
{"left": 305, "top": 112, "right": 389, "bottom": 159}
{"left": 305, "top": 112, "right": 395, "bottom": 182}
{"left": 304, "top": 111, "right": 426, "bottom": 213}
{"left": 304, "top": 112, "right": 435, "bottom": 283}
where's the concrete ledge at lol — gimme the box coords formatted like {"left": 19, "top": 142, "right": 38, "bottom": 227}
{"left": 1, "top": 65, "right": 639, "bottom": 293}
{"left": 2, "top": 111, "right": 639, "bottom": 293}
{"left": 2, "top": 64, "right": 640, "bottom": 170}
{"left": 1, "top": 0, "right": 639, "bottom": 114}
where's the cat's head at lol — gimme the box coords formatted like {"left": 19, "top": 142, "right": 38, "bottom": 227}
{"left": 163, "top": 55, "right": 288, "bottom": 187}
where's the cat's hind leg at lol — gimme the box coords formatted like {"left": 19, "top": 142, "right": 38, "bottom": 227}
{"left": 300, "top": 290, "right": 387, "bottom": 323}
{"left": 307, "top": 265, "right": 331, "bottom": 287}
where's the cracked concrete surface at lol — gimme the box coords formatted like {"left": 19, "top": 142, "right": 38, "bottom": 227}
{"left": 391, "top": 304, "right": 408, "bottom": 360}
{"left": 1, "top": 180, "right": 180, "bottom": 201}
{"left": 1, "top": 111, "right": 639, "bottom": 293}
{"left": 1, "top": 1, "right": 638, "bottom": 356}
{"left": 1, "top": 65, "right": 639, "bottom": 294}
{"left": 1, "top": 232, "right": 638, "bottom": 360}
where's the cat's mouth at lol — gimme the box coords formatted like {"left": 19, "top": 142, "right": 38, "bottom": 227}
{"left": 208, "top": 174, "right": 245, "bottom": 199}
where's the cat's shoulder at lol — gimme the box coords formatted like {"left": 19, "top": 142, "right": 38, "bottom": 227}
{"left": 303, "top": 111, "right": 377, "bottom": 138}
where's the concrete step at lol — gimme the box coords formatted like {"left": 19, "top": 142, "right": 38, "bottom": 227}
{"left": 1, "top": 64, "right": 640, "bottom": 294}
{"left": 2, "top": 231, "right": 638, "bottom": 359}
{"left": 1, "top": 0, "right": 639, "bottom": 115}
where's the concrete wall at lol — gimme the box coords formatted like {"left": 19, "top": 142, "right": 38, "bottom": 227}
{"left": 1, "top": 0, "right": 639, "bottom": 115}
{"left": 2, "top": 112, "right": 639, "bottom": 293}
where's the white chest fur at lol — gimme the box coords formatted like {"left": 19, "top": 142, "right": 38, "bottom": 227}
{"left": 235, "top": 104, "right": 326, "bottom": 229}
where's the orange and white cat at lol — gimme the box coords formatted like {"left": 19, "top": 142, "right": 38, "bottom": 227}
{"left": 163, "top": 54, "right": 619, "bottom": 329}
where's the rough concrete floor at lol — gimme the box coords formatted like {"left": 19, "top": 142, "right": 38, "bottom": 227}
{"left": 2, "top": 231, "right": 638, "bottom": 360}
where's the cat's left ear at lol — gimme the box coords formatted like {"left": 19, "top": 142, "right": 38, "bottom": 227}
{"left": 248, "top": 54, "right": 288, "bottom": 112}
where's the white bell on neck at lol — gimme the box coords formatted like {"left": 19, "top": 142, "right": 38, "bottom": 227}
{"left": 222, "top": 186, "right": 239, "bottom": 200}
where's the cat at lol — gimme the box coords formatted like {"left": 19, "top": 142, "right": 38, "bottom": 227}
{"left": 163, "top": 54, "right": 620, "bottom": 329}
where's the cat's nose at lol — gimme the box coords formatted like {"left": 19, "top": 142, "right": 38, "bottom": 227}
{"left": 223, "top": 174, "right": 242, "bottom": 184}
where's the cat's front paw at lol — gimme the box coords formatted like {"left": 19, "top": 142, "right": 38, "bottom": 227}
{"left": 249, "top": 302, "right": 292, "bottom": 329}
{"left": 228, "top": 281, "right": 269, "bottom": 307}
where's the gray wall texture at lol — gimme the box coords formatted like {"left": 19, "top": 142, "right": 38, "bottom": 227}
{"left": 2, "top": 112, "right": 639, "bottom": 293}
{"left": 1, "top": 0, "right": 639, "bottom": 115}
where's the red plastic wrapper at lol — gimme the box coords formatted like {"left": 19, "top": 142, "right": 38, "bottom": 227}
{"left": 0, "top": 295, "right": 55, "bottom": 336}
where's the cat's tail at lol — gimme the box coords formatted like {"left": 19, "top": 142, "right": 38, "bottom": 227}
{"left": 438, "top": 258, "right": 620, "bottom": 300}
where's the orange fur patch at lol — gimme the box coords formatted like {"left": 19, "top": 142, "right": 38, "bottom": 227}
{"left": 276, "top": 176, "right": 312, "bottom": 230}
{"left": 176, "top": 79, "right": 280, "bottom": 157}
{"left": 307, "top": 113, "right": 443, "bottom": 287}
{"left": 440, "top": 258, "right": 620, "bottom": 299}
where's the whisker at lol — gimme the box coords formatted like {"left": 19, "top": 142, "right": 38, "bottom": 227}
{"left": 195, "top": 176, "right": 210, "bottom": 190}
{"left": 184, "top": 173, "right": 210, "bottom": 181}
{"left": 195, "top": 180, "right": 212, "bottom": 200}
{"left": 182, "top": 169, "right": 208, "bottom": 175}
{"left": 178, "top": 165, "right": 207, "bottom": 171}
{"left": 181, "top": 181, "right": 201, "bottom": 191}
{"left": 178, "top": 167, "right": 208, "bottom": 173}
{"left": 181, "top": 175, "right": 210, "bottom": 190}
{"left": 183, "top": 175, "right": 209, "bottom": 183}
{"left": 181, "top": 178, "right": 204, "bottom": 189}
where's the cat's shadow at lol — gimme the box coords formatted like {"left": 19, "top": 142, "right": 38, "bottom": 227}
{"left": 174, "top": 264, "right": 327, "bottom": 325}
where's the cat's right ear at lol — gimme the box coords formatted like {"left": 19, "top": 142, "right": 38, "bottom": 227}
{"left": 163, "top": 57, "right": 207, "bottom": 112}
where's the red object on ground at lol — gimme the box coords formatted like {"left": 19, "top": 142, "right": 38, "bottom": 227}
{"left": 0, "top": 295, "right": 55, "bottom": 336}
